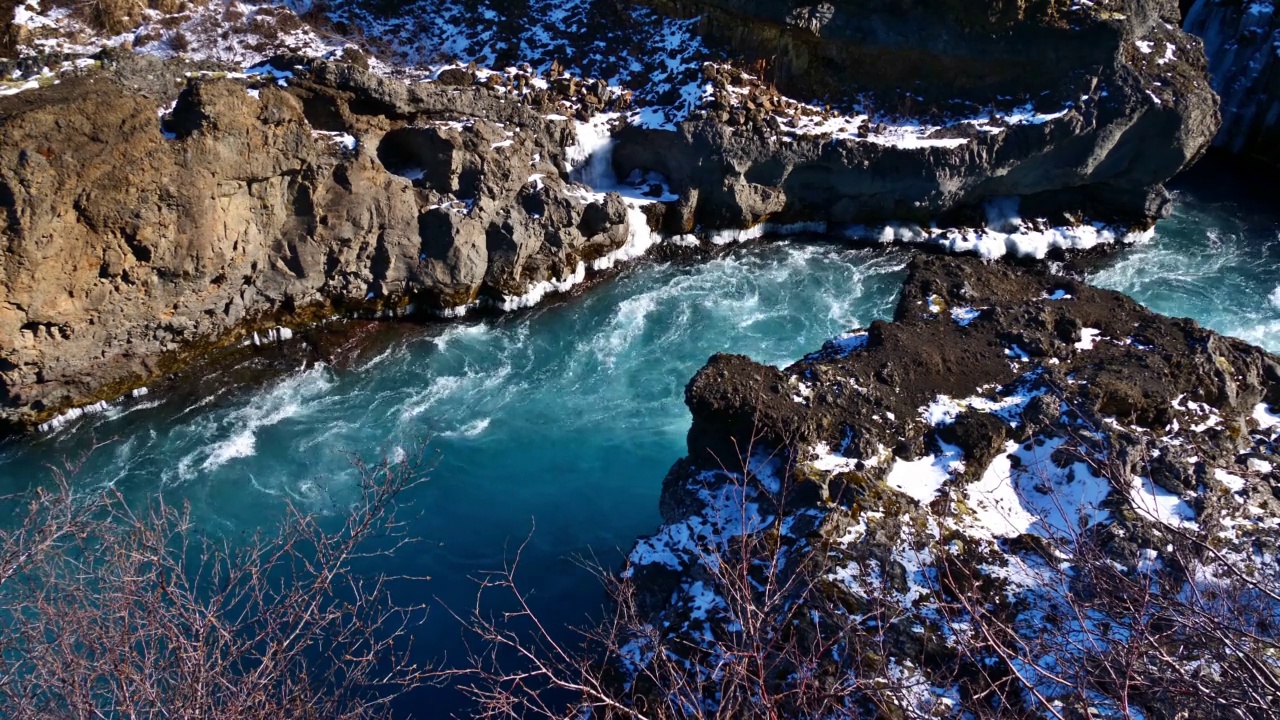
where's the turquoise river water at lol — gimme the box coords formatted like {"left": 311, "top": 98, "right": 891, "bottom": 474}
{"left": 0, "top": 173, "right": 1277, "bottom": 714}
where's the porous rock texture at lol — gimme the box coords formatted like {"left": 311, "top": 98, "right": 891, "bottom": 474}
{"left": 621, "top": 255, "right": 1280, "bottom": 716}
{"left": 0, "top": 54, "right": 630, "bottom": 431}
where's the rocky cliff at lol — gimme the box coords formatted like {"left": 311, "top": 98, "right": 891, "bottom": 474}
{"left": 623, "top": 0, "right": 1219, "bottom": 230}
{"left": 1184, "top": 0, "right": 1280, "bottom": 165}
{"left": 622, "top": 255, "right": 1280, "bottom": 716}
{"left": 0, "top": 54, "right": 636, "bottom": 431}
{"left": 0, "top": 0, "right": 1222, "bottom": 431}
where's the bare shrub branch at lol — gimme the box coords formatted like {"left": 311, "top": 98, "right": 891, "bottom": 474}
{"left": 440, "top": 393, "right": 1280, "bottom": 719}
{"left": 0, "top": 449, "right": 432, "bottom": 719}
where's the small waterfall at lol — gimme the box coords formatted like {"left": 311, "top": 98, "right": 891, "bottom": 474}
{"left": 566, "top": 115, "right": 620, "bottom": 189}
{"left": 562, "top": 113, "right": 670, "bottom": 273}
{"left": 1184, "top": 0, "right": 1280, "bottom": 155}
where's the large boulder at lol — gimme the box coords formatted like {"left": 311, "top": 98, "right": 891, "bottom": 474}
{"left": 622, "top": 254, "right": 1280, "bottom": 717}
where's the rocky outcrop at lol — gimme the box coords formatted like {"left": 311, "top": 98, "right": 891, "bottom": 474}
{"left": 624, "top": 0, "right": 1219, "bottom": 229}
{"left": 0, "top": 54, "right": 634, "bottom": 431}
{"left": 645, "top": 0, "right": 1168, "bottom": 101}
{"left": 622, "top": 255, "right": 1280, "bottom": 716}
{"left": 1184, "top": 0, "right": 1280, "bottom": 165}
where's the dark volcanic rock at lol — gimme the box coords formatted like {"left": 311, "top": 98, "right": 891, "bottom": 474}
{"left": 683, "top": 256, "right": 1278, "bottom": 466}
{"left": 1184, "top": 0, "right": 1280, "bottom": 166}
{"left": 623, "top": 255, "right": 1280, "bottom": 717}
{"left": 623, "top": 0, "right": 1219, "bottom": 228}
{"left": 646, "top": 0, "right": 1172, "bottom": 101}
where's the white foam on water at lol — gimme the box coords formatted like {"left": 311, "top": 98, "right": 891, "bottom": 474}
{"left": 592, "top": 292, "right": 660, "bottom": 367}
{"left": 1089, "top": 213, "right": 1280, "bottom": 353}
{"left": 443, "top": 418, "right": 492, "bottom": 437}
{"left": 399, "top": 363, "right": 512, "bottom": 421}
{"left": 399, "top": 376, "right": 466, "bottom": 421}
{"left": 193, "top": 364, "right": 335, "bottom": 474}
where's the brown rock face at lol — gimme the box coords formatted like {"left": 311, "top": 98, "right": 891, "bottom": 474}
{"left": 0, "top": 56, "right": 632, "bottom": 431}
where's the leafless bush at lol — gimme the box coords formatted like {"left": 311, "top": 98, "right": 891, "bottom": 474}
{"left": 927, "top": 411, "right": 1280, "bottom": 720}
{"left": 439, "top": 417, "right": 943, "bottom": 719}
{"left": 0, "top": 450, "right": 431, "bottom": 719}
{"left": 167, "top": 27, "right": 189, "bottom": 52}
{"left": 441, "top": 399, "right": 1280, "bottom": 719}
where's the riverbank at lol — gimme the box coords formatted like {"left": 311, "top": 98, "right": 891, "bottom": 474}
{"left": 2, "top": 0, "right": 1220, "bottom": 431}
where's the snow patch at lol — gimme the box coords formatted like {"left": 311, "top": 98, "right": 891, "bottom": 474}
{"left": 966, "top": 437, "right": 1112, "bottom": 539}
{"left": 823, "top": 331, "right": 869, "bottom": 357}
{"left": 846, "top": 198, "right": 1152, "bottom": 260}
{"left": 1215, "top": 468, "right": 1247, "bottom": 493}
{"left": 1130, "top": 476, "right": 1198, "bottom": 529}
{"left": 922, "top": 385, "right": 1043, "bottom": 427}
{"left": 1247, "top": 458, "right": 1273, "bottom": 473}
{"left": 37, "top": 400, "right": 111, "bottom": 433}
{"left": 1254, "top": 402, "right": 1280, "bottom": 431}
{"left": 312, "top": 131, "right": 358, "bottom": 151}
{"left": 806, "top": 442, "right": 884, "bottom": 474}
{"left": 1075, "top": 328, "right": 1102, "bottom": 350}
{"left": 885, "top": 443, "right": 964, "bottom": 504}
{"left": 950, "top": 306, "right": 984, "bottom": 326}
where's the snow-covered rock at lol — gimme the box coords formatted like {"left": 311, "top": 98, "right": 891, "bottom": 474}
{"left": 621, "top": 254, "right": 1280, "bottom": 717}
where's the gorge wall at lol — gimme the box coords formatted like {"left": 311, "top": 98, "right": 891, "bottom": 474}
{"left": 0, "top": 0, "right": 1221, "bottom": 431}
{"left": 1183, "top": 0, "right": 1280, "bottom": 165}
{"left": 618, "top": 0, "right": 1220, "bottom": 230}
{"left": 0, "top": 55, "right": 634, "bottom": 431}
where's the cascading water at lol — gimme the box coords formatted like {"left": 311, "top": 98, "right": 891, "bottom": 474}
{"left": 1184, "top": 0, "right": 1280, "bottom": 154}
{"left": 564, "top": 114, "right": 667, "bottom": 269}
{"left": 565, "top": 113, "right": 621, "bottom": 190}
